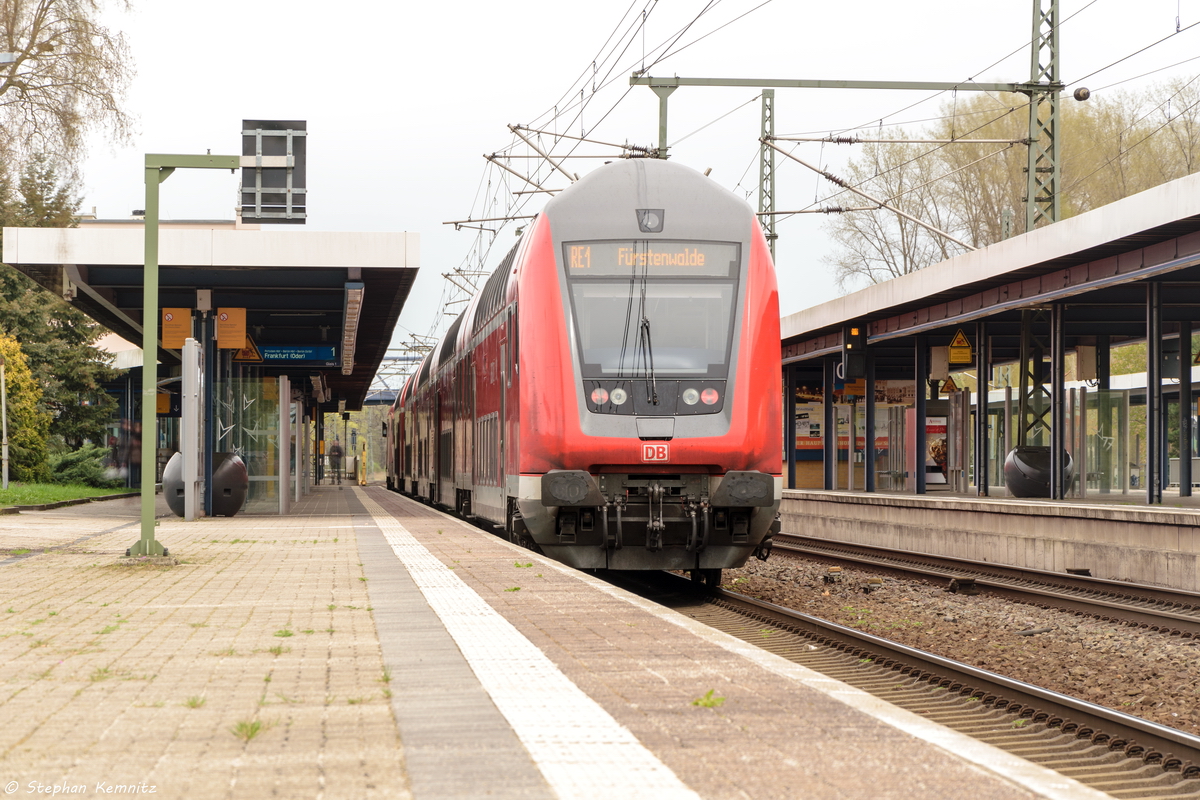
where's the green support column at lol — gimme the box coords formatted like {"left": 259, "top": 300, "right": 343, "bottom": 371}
{"left": 129, "top": 164, "right": 168, "bottom": 557}
{"left": 128, "top": 153, "right": 240, "bottom": 558}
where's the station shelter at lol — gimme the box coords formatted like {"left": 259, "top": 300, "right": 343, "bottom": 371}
{"left": 781, "top": 170, "right": 1200, "bottom": 506}
{"left": 1, "top": 219, "right": 418, "bottom": 514}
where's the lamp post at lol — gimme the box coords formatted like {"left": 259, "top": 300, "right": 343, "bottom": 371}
{"left": 128, "top": 153, "right": 239, "bottom": 558}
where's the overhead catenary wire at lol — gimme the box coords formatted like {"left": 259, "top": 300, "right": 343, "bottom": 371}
{"left": 763, "top": 140, "right": 977, "bottom": 251}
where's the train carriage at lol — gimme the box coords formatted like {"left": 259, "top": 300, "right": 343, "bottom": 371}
{"left": 388, "top": 158, "right": 781, "bottom": 581}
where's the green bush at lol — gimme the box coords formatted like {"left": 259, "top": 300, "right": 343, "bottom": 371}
{"left": 49, "top": 444, "right": 122, "bottom": 488}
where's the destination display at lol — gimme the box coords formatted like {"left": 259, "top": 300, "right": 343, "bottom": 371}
{"left": 564, "top": 240, "right": 739, "bottom": 277}
{"left": 259, "top": 345, "right": 339, "bottom": 365}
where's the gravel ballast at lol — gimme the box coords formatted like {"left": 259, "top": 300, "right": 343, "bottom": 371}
{"left": 726, "top": 554, "right": 1200, "bottom": 735}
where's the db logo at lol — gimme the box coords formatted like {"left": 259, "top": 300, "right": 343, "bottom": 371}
{"left": 642, "top": 443, "right": 669, "bottom": 462}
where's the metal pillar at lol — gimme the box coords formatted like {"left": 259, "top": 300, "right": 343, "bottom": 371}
{"left": 182, "top": 338, "right": 200, "bottom": 521}
{"left": 1147, "top": 283, "right": 1163, "bottom": 504}
{"left": 975, "top": 320, "right": 990, "bottom": 496}
{"left": 1097, "top": 334, "right": 1112, "bottom": 493}
{"left": 203, "top": 313, "right": 215, "bottom": 517}
{"left": 785, "top": 364, "right": 796, "bottom": 489}
{"left": 1182, "top": 321, "right": 1193, "bottom": 497}
{"left": 1026, "top": 0, "right": 1061, "bottom": 231}
{"left": 1050, "top": 304, "right": 1066, "bottom": 498}
{"left": 129, "top": 163, "right": 167, "bottom": 556}
{"left": 651, "top": 85, "right": 678, "bottom": 159}
{"left": 280, "top": 375, "right": 291, "bottom": 515}
{"left": 865, "top": 354, "right": 876, "bottom": 492}
{"left": 759, "top": 89, "right": 777, "bottom": 259}
{"left": 129, "top": 153, "right": 239, "bottom": 556}
{"left": 823, "top": 359, "right": 837, "bottom": 490}
{"left": 916, "top": 337, "right": 928, "bottom": 495}
{"left": 1018, "top": 308, "right": 1051, "bottom": 446}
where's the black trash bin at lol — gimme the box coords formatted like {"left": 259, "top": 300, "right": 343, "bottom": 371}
{"left": 161, "top": 451, "right": 248, "bottom": 517}
{"left": 1004, "top": 446, "right": 1075, "bottom": 498}
{"left": 212, "top": 453, "right": 249, "bottom": 516}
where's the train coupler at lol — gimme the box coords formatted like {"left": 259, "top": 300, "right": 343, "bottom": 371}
{"left": 646, "top": 519, "right": 664, "bottom": 552}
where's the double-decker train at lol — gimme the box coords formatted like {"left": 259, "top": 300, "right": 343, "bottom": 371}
{"left": 386, "top": 158, "right": 781, "bottom": 583}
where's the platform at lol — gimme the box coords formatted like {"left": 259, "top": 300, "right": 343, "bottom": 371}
{"left": 782, "top": 488, "right": 1200, "bottom": 593}
{"left": 0, "top": 486, "right": 1107, "bottom": 799}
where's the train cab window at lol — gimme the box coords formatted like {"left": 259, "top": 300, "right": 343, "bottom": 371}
{"left": 562, "top": 240, "right": 740, "bottom": 380}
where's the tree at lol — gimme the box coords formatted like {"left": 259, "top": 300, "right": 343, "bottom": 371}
{"left": 823, "top": 82, "right": 1200, "bottom": 292}
{"left": 0, "top": 155, "right": 117, "bottom": 449}
{"left": 0, "top": 0, "right": 133, "bottom": 170}
{"left": 0, "top": 333, "right": 52, "bottom": 481}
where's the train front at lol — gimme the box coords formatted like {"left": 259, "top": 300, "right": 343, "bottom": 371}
{"left": 515, "top": 159, "right": 782, "bottom": 573}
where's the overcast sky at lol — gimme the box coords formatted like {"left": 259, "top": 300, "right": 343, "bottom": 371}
{"left": 81, "top": 0, "right": 1200, "bottom": 380}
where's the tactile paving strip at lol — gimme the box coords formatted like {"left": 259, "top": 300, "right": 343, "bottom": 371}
{"left": 357, "top": 492, "right": 699, "bottom": 800}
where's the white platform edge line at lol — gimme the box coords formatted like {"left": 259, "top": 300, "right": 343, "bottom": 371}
{"left": 568, "top": 568, "right": 1113, "bottom": 800}
{"left": 357, "top": 491, "right": 700, "bottom": 800}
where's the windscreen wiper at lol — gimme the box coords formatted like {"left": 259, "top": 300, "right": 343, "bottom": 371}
{"left": 638, "top": 316, "right": 658, "bottom": 405}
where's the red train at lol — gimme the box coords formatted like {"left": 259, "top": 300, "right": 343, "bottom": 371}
{"left": 386, "top": 158, "right": 781, "bottom": 583}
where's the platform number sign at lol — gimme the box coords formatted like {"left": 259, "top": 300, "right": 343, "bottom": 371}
{"left": 642, "top": 443, "right": 670, "bottom": 462}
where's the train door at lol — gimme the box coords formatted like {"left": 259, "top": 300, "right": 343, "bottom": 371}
{"left": 499, "top": 327, "right": 507, "bottom": 510}
{"left": 436, "top": 398, "right": 446, "bottom": 503}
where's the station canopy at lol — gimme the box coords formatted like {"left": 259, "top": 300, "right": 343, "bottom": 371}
{"left": 1, "top": 221, "right": 419, "bottom": 411}
{"left": 780, "top": 170, "right": 1200, "bottom": 374}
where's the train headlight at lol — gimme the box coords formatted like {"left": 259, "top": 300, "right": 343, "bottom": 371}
{"left": 681, "top": 388, "right": 700, "bottom": 405}
{"left": 590, "top": 387, "right": 609, "bottom": 405}
{"left": 610, "top": 387, "right": 629, "bottom": 405}
{"left": 701, "top": 388, "right": 720, "bottom": 405}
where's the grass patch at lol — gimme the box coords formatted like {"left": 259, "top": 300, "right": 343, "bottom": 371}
{"left": 90, "top": 667, "right": 112, "bottom": 682}
{"left": 273, "top": 629, "right": 294, "bottom": 638}
{"left": 230, "top": 719, "right": 271, "bottom": 742}
{"left": 184, "top": 696, "right": 206, "bottom": 709}
{"left": 691, "top": 689, "right": 726, "bottom": 708}
{"left": 504, "top": 587, "right": 521, "bottom": 592}
{"left": 0, "top": 483, "right": 128, "bottom": 507}
{"left": 267, "top": 645, "right": 290, "bottom": 656}
{"left": 10, "top": 548, "right": 30, "bottom": 555}
{"left": 379, "top": 667, "right": 392, "bottom": 684}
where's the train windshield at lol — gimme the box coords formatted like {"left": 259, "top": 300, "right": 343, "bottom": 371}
{"left": 563, "top": 240, "right": 741, "bottom": 379}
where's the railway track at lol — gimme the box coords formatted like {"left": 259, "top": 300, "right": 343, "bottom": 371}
{"left": 607, "top": 570, "right": 1200, "bottom": 799}
{"left": 774, "top": 533, "right": 1200, "bottom": 638}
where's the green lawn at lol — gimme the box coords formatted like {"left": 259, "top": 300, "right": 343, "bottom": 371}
{"left": 0, "top": 483, "right": 131, "bottom": 507}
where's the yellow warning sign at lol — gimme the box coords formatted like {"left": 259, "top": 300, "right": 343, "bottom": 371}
{"left": 940, "top": 376, "right": 959, "bottom": 394}
{"left": 948, "top": 328, "right": 972, "bottom": 365}
{"left": 162, "top": 307, "right": 191, "bottom": 349}
{"left": 216, "top": 307, "right": 247, "bottom": 349}
{"left": 232, "top": 336, "right": 262, "bottom": 363}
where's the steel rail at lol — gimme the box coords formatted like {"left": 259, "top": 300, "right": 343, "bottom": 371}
{"left": 707, "top": 581, "right": 1200, "bottom": 770}
{"left": 774, "top": 534, "right": 1200, "bottom": 637}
